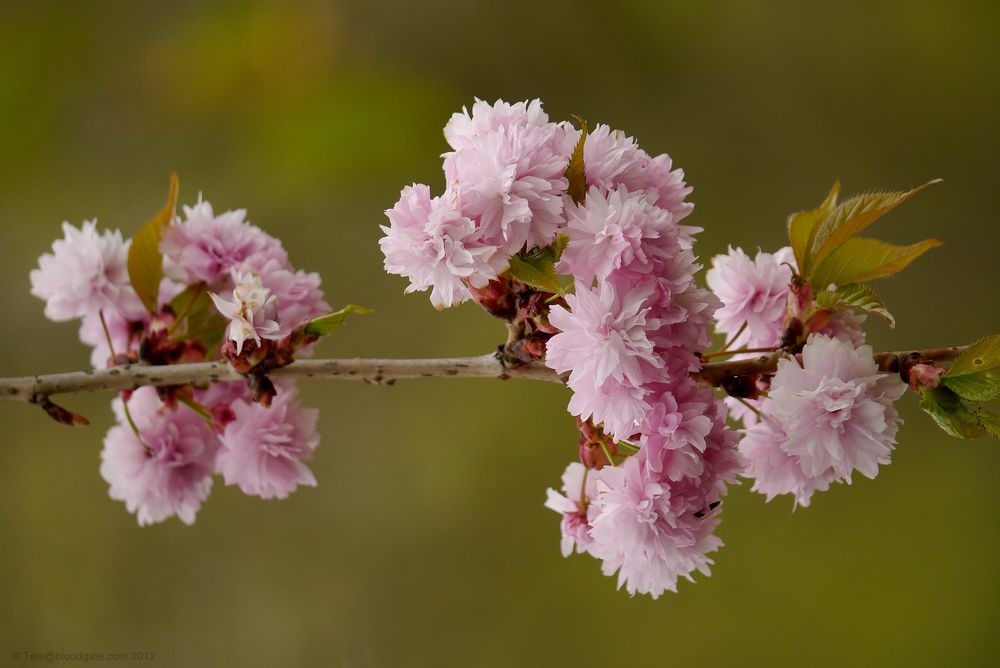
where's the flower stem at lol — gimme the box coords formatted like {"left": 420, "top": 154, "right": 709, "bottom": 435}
{"left": 98, "top": 310, "right": 117, "bottom": 358}
{"left": 734, "top": 396, "right": 762, "bottom": 418}
{"left": 599, "top": 439, "right": 616, "bottom": 467}
{"left": 702, "top": 346, "right": 778, "bottom": 361}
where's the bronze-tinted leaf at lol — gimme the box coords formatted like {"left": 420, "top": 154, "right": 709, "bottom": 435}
{"left": 128, "top": 173, "right": 179, "bottom": 313}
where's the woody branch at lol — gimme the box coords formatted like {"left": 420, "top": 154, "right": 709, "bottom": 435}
{"left": 0, "top": 345, "right": 966, "bottom": 405}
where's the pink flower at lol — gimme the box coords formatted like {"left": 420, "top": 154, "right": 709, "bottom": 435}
{"left": 647, "top": 284, "right": 720, "bottom": 372}
{"left": 814, "top": 307, "right": 867, "bottom": 347}
{"left": 588, "top": 456, "right": 725, "bottom": 598}
{"left": 100, "top": 387, "right": 219, "bottom": 526}
{"left": 558, "top": 187, "right": 679, "bottom": 283}
{"left": 243, "top": 257, "right": 329, "bottom": 330}
{"left": 78, "top": 279, "right": 185, "bottom": 368}
{"left": 547, "top": 280, "right": 660, "bottom": 389}
{"left": 210, "top": 272, "right": 286, "bottom": 354}
{"left": 632, "top": 153, "right": 694, "bottom": 224}
{"left": 216, "top": 383, "right": 320, "bottom": 499}
{"left": 547, "top": 280, "right": 664, "bottom": 437}
{"left": 444, "top": 98, "right": 553, "bottom": 149}
{"left": 162, "top": 198, "right": 288, "bottom": 288}
{"left": 566, "top": 377, "right": 651, "bottom": 441}
{"left": 30, "top": 220, "right": 146, "bottom": 322}
{"left": 194, "top": 380, "right": 250, "bottom": 428}
{"left": 739, "top": 412, "right": 834, "bottom": 508}
{"left": 380, "top": 184, "right": 507, "bottom": 309}
{"left": 443, "top": 119, "right": 571, "bottom": 252}
{"left": 582, "top": 124, "right": 646, "bottom": 194}
{"left": 743, "top": 335, "right": 906, "bottom": 506}
{"left": 79, "top": 310, "right": 135, "bottom": 369}
{"left": 639, "top": 382, "right": 715, "bottom": 481}
{"left": 582, "top": 124, "right": 694, "bottom": 224}
{"left": 544, "top": 462, "right": 598, "bottom": 557}
{"left": 706, "top": 246, "right": 794, "bottom": 349}
{"left": 440, "top": 98, "right": 574, "bottom": 253}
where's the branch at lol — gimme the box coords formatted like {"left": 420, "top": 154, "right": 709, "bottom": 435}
{"left": 0, "top": 346, "right": 967, "bottom": 405}
{"left": 694, "top": 345, "right": 966, "bottom": 386}
{"left": 0, "top": 353, "right": 559, "bottom": 403}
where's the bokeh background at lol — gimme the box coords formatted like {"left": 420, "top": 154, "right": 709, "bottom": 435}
{"left": 1, "top": 1, "right": 998, "bottom": 666}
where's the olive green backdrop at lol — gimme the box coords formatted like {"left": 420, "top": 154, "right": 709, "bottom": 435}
{"left": 1, "top": 1, "right": 998, "bottom": 666}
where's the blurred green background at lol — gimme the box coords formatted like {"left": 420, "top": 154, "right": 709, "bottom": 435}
{"left": 1, "top": 1, "right": 998, "bottom": 666}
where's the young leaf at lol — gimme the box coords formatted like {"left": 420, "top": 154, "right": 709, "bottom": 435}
{"left": 815, "top": 283, "right": 895, "bottom": 328}
{"left": 809, "top": 236, "right": 942, "bottom": 290}
{"left": 981, "top": 413, "right": 1000, "bottom": 439}
{"left": 128, "top": 172, "right": 180, "bottom": 313}
{"left": 551, "top": 233, "right": 570, "bottom": 262}
{"left": 918, "top": 386, "right": 986, "bottom": 439}
{"left": 303, "top": 304, "right": 373, "bottom": 337}
{"left": 942, "top": 335, "right": 1000, "bottom": 402}
{"left": 565, "top": 116, "right": 588, "bottom": 205}
{"left": 169, "top": 282, "right": 226, "bottom": 345}
{"left": 788, "top": 180, "right": 840, "bottom": 275}
{"left": 807, "top": 179, "right": 940, "bottom": 272}
{"left": 509, "top": 255, "right": 562, "bottom": 294}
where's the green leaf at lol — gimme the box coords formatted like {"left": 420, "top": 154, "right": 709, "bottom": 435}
{"left": 169, "top": 282, "right": 226, "bottom": 345}
{"left": 303, "top": 304, "right": 373, "bottom": 337}
{"left": 788, "top": 180, "right": 840, "bottom": 276}
{"left": 565, "top": 116, "right": 588, "bottom": 205}
{"left": 808, "top": 179, "right": 940, "bottom": 271}
{"left": 942, "top": 335, "right": 1000, "bottom": 402}
{"left": 981, "top": 413, "right": 1000, "bottom": 439}
{"left": 919, "top": 386, "right": 986, "bottom": 439}
{"left": 809, "top": 236, "right": 942, "bottom": 290}
{"left": 815, "top": 283, "right": 895, "bottom": 328}
{"left": 550, "top": 233, "right": 570, "bottom": 262}
{"left": 508, "top": 249, "right": 563, "bottom": 294}
{"left": 128, "top": 173, "right": 179, "bottom": 313}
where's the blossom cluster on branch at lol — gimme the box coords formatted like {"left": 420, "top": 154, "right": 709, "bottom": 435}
{"left": 379, "top": 98, "right": 999, "bottom": 598}
{"left": 30, "top": 188, "right": 343, "bottom": 525}
{"left": 22, "top": 97, "right": 1000, "bottom": 599}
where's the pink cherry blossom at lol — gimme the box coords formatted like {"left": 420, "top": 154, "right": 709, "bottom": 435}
{"left": 582, "top": 124, "right": 646, "bottom": 194}
{"left": 444, "top": 98, "right": 553, "bottom": 149}
{"left": 162, "top": 198, "right": 288, "bottom": 288}
{"left": 742, "top": 335, "right": 906, "bottom": 506}
{"left": 632, "top": 153, "right": 695, "bottom": 223}
{"left": 242, "top": 256, "right": 329, "bottom": 329}
{"left": 100, "top": 386, "right": 219, "bottom": 526}
{"left": 210, "top": 272, "right": 286, "bottom": 354}
{"left": 639, "top": 382, "right": 715, "bottom": 481}
{"left": 30, "top": 220, "right": 146, "bottom": 322}
{"left": 546, "top": 280, "right": 664, "bottom": 437}
{"left": 547, "top": 280, "right": 661, "bottom": 390}
{"left": 587, "top": 456, "right": 724, "bottom": 598}
{"left": 581, "top": 124, "right": 694, "bottom": 224}
{"left": 706, "top": 246, "right": 794, "bottom": 349}
{"left": 738, "top": 411, "right": 834, "bottom": 508}
{"left": 216, "top": 383, "right": 320, "bottom": 499}
{"left": 558, "top": 186, "right": 679, "bottom": 283}
{"left": 544, "top": 462, "right": 598, "bottom": 557}
{"left": 78, "top": 278, "right": 186, "bottom": 368}
{"left": 443, "top": 117, "right": 571, "bottom": 252}
{"left": 379, "top": 184, "right": 507, "bottom": 309}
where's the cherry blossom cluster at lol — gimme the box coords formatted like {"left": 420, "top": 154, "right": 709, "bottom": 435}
{"left": 24, "top": 97, "right": 961, "bottom": 598}
{"left": 381, "top": 99, "right": 744, "bottom": 597}
{"left": 381, "top": 98, "right": 926, "bottom": 598}
{"left": 30, "top": 199, "right": 330, "bottom": 525}
{"left": 706, "top": 247, "right": 905, "bottom": 507}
